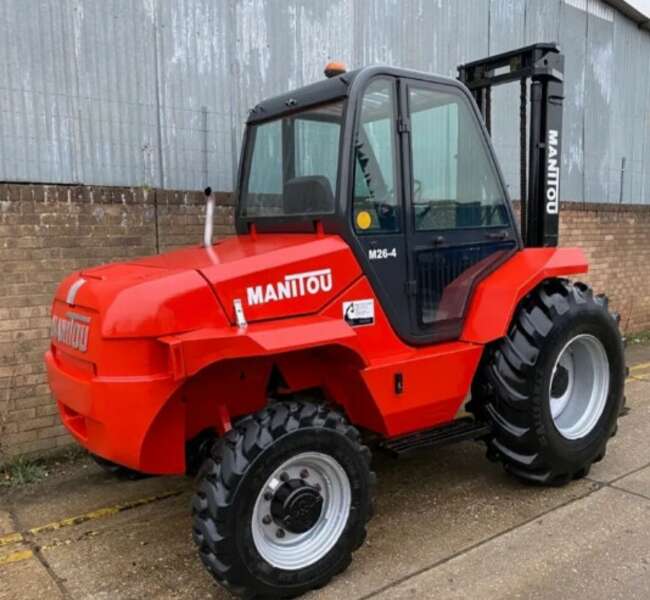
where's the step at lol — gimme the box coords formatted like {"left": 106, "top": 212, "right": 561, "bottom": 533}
{"left": 380, "top": 418, "right": 492, "bottom": 456}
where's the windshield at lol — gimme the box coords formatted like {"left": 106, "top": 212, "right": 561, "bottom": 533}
{"left": 240, "top": 100, "right": 345, "bottom": 217}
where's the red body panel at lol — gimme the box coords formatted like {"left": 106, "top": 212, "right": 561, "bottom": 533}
{"left": 46, "top": 233, "right": 588, "bottom": 474}
{"left": 462, "top": 247, "right": 587, "bottom": 343}
{"left": 200, "top": 236, "right": 362, "bottom": 324}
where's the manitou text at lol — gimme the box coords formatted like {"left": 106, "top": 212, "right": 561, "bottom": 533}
{"left": 246, "top": 268, "right": 333, "bottom": 305}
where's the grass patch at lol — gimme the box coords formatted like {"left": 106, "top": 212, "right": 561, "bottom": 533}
{"left": 0, "top": 445, "right": 88, "bottom": 488}
{"left": 1, "top": 456, "right": 47, "bottom": 487}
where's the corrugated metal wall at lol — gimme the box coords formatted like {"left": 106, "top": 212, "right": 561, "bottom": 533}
{"left": 1, "top": 0, "right": 649, "bottom": 203}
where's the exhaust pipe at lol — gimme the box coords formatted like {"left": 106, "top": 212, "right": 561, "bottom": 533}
{"left": 203, "top": 186, "right": 215, "bottom": 247}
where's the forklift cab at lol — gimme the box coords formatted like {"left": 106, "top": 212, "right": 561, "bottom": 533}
{"left": 235, "top": 46, "right": 562, "bottom": 345}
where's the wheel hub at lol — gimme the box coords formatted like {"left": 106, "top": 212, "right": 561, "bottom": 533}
{"left": 549, "top": 334, "right": 610, "bottom": 440}
{"left": 251, "top": 452, "right": 352, "bottom": 571}
{"left": 270, "top": 479, "right": 324, "bottom": 533}
{"left": 550, "top": 364, "right": 570, "bottom": 397}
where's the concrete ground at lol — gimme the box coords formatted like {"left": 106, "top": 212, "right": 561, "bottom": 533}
{"left": 2, "top": 344, "right": 650, "bottom": 600}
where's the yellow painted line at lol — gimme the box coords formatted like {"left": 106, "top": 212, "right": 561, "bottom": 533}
{"left": 0, "top": 532, "right": 24, "bottom": 547}
{"left": 28, "top": 488, "right": 184, "bottom": 536}
{"left": 630, "top": 370, "right": 650, "bottom": 379}
{"left": 629, "top": 361, "right": 650, "bottom": 372}
{"left": 629, "top": 374, "right": 650, "bottom": 383}
{"left": 1, "top": 489, "right": 183, "bottom": 564}
{"left": 0, "top": 548, "right": 33, "bottom": 566}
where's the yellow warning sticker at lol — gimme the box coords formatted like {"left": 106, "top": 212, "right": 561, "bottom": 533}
{"left": 356, "top": 210, "right": 372, "bottom": 230}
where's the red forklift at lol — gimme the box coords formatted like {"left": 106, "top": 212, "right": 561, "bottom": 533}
{"left": 46, "top": 44, "right": 624, "bottom": 598}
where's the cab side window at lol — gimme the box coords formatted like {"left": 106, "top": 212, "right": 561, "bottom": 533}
{"left": 295, "top": 115, "right": 341, "bottom": 197}
{"left": 352, "top": 79, "right": 399, "bottom": 233}
{"left": 409, "top": 87, "right": 508, "bottom": 231}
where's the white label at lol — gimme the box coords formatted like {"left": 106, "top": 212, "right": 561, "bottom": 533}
{"left": 343, "top": 299, "right": 375, "bottom": 327}
{"left": 246, "top": 268, "right": 333, "bottom": 306}
{"left": 368, "top": 247, "right": 398, "bottom": 260}
{"left": 546, "top": 129, "right": 560, "bottom": 215}
{"left": 51, "top": 314, "right": 90, "bottom": 352}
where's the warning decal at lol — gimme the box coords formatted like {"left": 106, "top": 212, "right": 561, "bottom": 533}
{"left": 343, "top": 299, "right": 375, "bottom": 327}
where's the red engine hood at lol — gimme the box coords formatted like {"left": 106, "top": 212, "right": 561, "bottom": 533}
{"left": 131, "top": 234, "right": 323, "bottom": 271}
{"left": 170, "top": 234, "right": 363, "bottom": 325}
{"left": 54, "top": 234, "right": 362, "bottom": 335}
{"left": 53, "top": 259, "right": 225, "bottom": 338}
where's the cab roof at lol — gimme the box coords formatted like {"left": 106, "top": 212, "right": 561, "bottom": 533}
{"left": 246, "top": 65, "right": 465, "bottom": 125}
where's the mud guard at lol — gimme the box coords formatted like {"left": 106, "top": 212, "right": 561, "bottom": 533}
{"left": 160, "top": 315, "right": 367, "bottom": 380}
{"left": 461, "top": 247, "right": 588, "bottom": 344}
{"left": 155, "top": 316, "right": 373, "bottom": 455}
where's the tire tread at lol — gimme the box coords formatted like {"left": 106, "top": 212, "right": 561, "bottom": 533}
{"left": 191, "top": 401, "right": 374, "bottom": 598}
{"left": 474, "top": 279, "right": 624, "bottom": 485}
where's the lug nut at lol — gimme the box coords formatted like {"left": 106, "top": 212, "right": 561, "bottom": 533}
{"left": 276, "top": 528, "right": 285, "bottom": 538}
{"left": 314, "top": 483, "right": 321, "bottom": 492}
{"left": 280, "top": 472, "right": 289, "bottom": 482}
{"left": 299, "top": 469, "right": 309, "bottom": 479}
{"left": 263, "top": 491, "right": 273, "bottom": 501}
{"left": 262, "top": 515, "right": 272, "bottom": 525}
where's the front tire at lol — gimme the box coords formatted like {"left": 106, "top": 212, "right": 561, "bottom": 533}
{"left": 472, "top": 279, "right": 625, "bottom": 485}
{"left": 191, "top": 401, "right": 374, "bottom": 598}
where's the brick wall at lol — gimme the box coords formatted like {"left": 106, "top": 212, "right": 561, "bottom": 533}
{"left": 559, "top": 203, "right": 650, "bottom": 333}
{"left": 0, "top": 184, "right": 648, "bottom": 461}
{"left": 0, "top": 184, "right": 234, "bottom": 461}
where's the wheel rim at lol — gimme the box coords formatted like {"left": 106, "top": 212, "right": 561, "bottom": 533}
{"left": 549, "top": 334, "right": 610, "bottom": 440}
{"left": 251, "top": 451, "right": 351, "bottom": 570}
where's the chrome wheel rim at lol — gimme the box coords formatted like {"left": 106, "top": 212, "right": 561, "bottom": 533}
{"left": 251, "top": 451, "right": 351, "bottom": 570}
{"left": 549, "top": 334, "right": 610, "bottom": 440}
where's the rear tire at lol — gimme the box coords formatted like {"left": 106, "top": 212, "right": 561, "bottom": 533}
{"left": 471, "top": 279, "right": 625, "bottom": 485}
{"left": 191, "top": 401, "right": 374, "bottom": 598}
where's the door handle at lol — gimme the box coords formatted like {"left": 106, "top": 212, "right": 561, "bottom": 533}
{"left": 432, "top": 235, "right": 446, "bottom": 246}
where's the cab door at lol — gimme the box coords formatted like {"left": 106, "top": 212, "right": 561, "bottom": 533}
{"left": 349, "top": 77, "right": 410, "bottom": 337}
{"left": 400, "top": 80, "right": 519, "bottom": 342}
